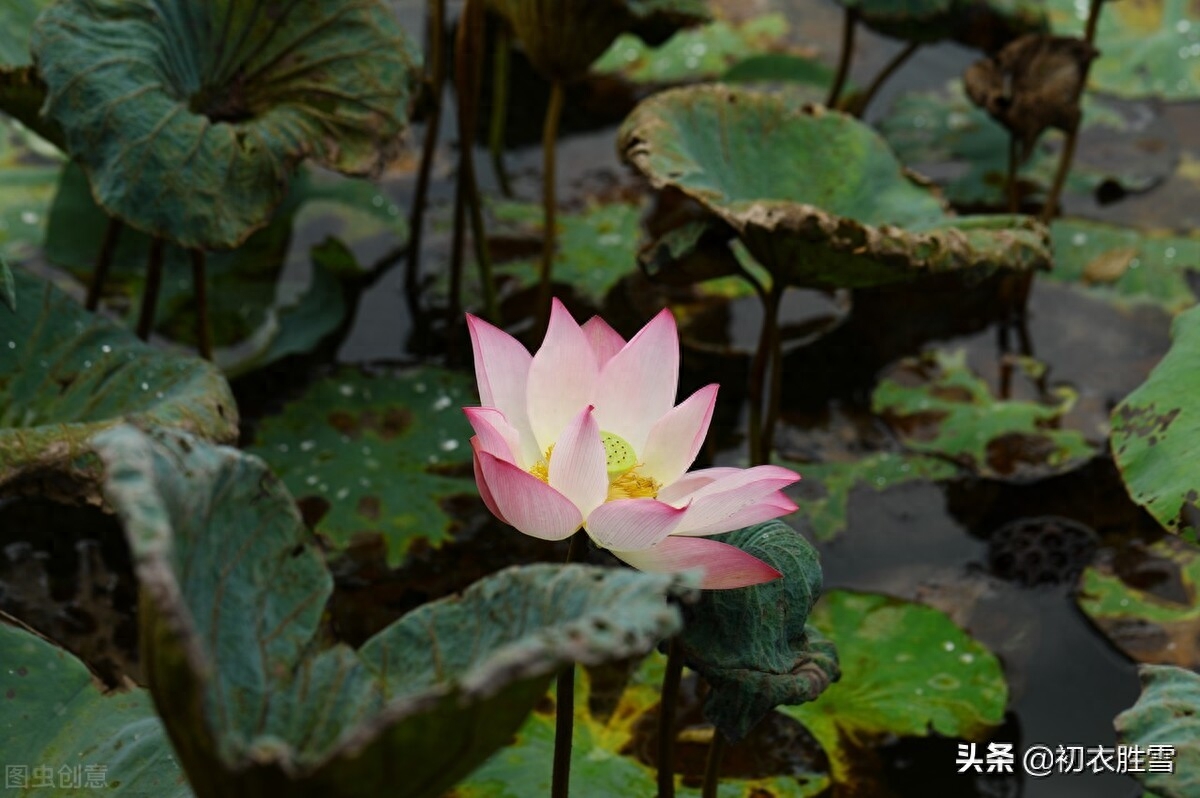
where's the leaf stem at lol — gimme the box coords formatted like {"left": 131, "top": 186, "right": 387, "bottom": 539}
{"left": 736, "top": 260, "right": 769, "bottom": 467}
{"left": 656, "top": 637, "right": 684, "bottom": 798}
{"left": 489, "top": 23, "right": 514, "bottom": 198}
{"left": 826, "top": 8, "right": 857, "bottom": 109}
{"left": 136, "top": 237, "right": 164, "bottom": 341}
{"left": 1007, "top": 132, "right": 1020, "bottom": 214}
{"left": 553, "top": 530, "right": 583, "bottom": 798}
{"left": 190, "top": 249, "right": 212, "bottom": 360}
{"left": 404, "top": 0, "right": 446, "bottom": 319}
{"left": 700, "top": 732, "right": 727, "bottom": 798}
{"left": 853, "top": 41, "right": 918, "bottom": 118}
{"left": 537, "top": 79, "right": 566, "bottom": 335}
{"left": 760, "top": 283, "right": 784, "bottom": 465}
{"left": 86, "top": 217, "right": 123, "bottom": 311}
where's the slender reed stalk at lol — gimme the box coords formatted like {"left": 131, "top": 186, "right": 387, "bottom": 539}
{"left": 656, "top": 638, "right": 685, "bottom": 798}
{"left": 189, "top": 249, "right": 212, "bottom": 360}
{"left": 826, "top": 8, "right": 858, "bottom": 109}
{"left": 489, "top": 24, "right": 514, "bottom": 197}
{"left": 136, "top": 238, "right": 165, "bottom": 341}
{"left": 700, "top": 733, "right": 727, "bottom": 798}
{"left": 537, "top": 80, "right": 566, "bottom": 334}
{"left": 86, "top": 217, "right": 123, "bottom": 311}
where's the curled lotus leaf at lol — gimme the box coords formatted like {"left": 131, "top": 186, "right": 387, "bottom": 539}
{"left": 486, "top": 0, "right": 710, "bottom": 81}
{"left": 94, "top": 425, "right": 688, "bottom": 798}
{"left": 1114, "top": 665, "right": 1200, "bottom": 798}
{"left": 30, "top": 0, "right": 420, "bottom": 249}
{"left": 838, "top": 0, "right": 1048, "bottom": 51}
{"left": 619, "top": 85, "right": 1052, "bottom": 291}
{"left": 676, "top": 521, "right": 840, "bottom": 743}
{"left": 0, "top": 269, "right": 237, "bottom": 504}
{"left": 0, "top": 1, "right": 59, "bottom": 143}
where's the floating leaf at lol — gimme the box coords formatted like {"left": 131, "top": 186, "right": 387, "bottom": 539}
{"left": 1077, "top": 537, "right": 1200, "bottom": 669}
{"left": 783, "top": 590, "right": 1008, "bottom": 782}
{"left": 44, "top": 164, "right": 406, "bottom": 375}
{"left": 31, "top": 0, "right": 419, "bottom": 249}
{"left": 1114, "top": 665, "right": 1200, "bottom": 798}
{"left": 620, "top": 85, "right": 1051, "bottom": 292}
{"left": 456, "top": 653, "right": 831, "bottom": 797}
{"left": 677, "top": 521, "right": 839, "bottom": 743}
{"left": 781, "top": 452, "right": 957, "bottom": 541}
{"left": 95, "top": 425, "right": 688, "bottom": 798}
{"left": 248, "top": 367, "right": 476, "bottom": 567}
{"left": 593, "top": 13, "right": 792, "bottom": 84}
{"left": 872, "top": 349, "right": 1095, "bottom": 479}
{"left": 838, "top": 0, "right": 1048, "bottom": 50}
{"left": 0, "top": 252, "right": 13, "bottom": 311}
{"left": 0, "top": 622, "right": 189, "bottom": 797}
{"left": 487, "top": 0, "right": 710, "bottom": 82}
{"left": 0, "top": 269, "right": 237, "bottom": 504}
{"left": 1112, "top": 306, "right": 1200, "bottom": 537}
{"left": 1050, "top": 220, "right": 1200, "bottom": 312}
{"left": 1047, "top": 0, "right": 1200, "bottom": 101}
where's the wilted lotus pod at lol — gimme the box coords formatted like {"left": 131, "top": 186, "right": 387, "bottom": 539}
{"left": 619, "top": 84, "right": 1052, "bottom": 292}
{"left": 30, "top": 0, "right": 420, "bottom": 250}
{"left": 964, "top": 33, "right": 1099, "bottom": 162}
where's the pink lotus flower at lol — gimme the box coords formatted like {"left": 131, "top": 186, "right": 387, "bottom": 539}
{"left": 464, "top": 300, "right": 800, "bottom": 589}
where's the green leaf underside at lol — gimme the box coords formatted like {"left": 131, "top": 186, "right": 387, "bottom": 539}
{"left": 1049, "top": 219, "right": 1200, "bottom": 313}
{"left": 839, "top": 0, "right": 1047, "bottom": 46}
{"left": 248, "top": 367, "right": 476, "bottom": 567}
{"left": 486, "top": 0, "right": 710, "bottom": 81}
{"left": 455, "top": 653, "right": 831, "bottom": 797}
{"left": 619, "top": 85, "right": 1051, "bottom": 291}
{"left": 879, "top": 83, "right": 1176, "bottom": 210}
{"left": 783, "top": 590, "right": 1007, "bottom": 783}
{"left": 592, "top": 13, "right": 791, "bottom": 84}
{"left": 0, "top": 623, "right": 190, "bottom": 797}
{"left": 31, "top": 0, "right": 419, "bottom": 249}
{"left": 781, "top": 453, "right": 958, "bottom": 541}
{"left": 0, "top": 269, "right": 237, "bottom": 502}
{"left": 1047, "top": 0, "right": 1200, "bottom": 100}
{"left": 677, "top": 521, "right": 839, "bottom": 743}
{"left": 1077, "top": 537, "right": 1200, "bottom": 669}
{"left": 44, "top": 164, "right": 407, "bottom": 374}
{"left": 1114, "top": 665, "right": 1200, "bottom": 798}
{"left": 1111, "top": 306, "right": 1200, "bottom": 538}
{"left": 95, "top": 425, "right": 687, "bottom": 798}
{"left": 872, "top": 348, "right": 1095, "bottom": 479}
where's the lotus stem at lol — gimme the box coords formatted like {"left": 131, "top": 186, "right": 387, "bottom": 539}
{"left": 700, "top": 732, "right": 727, "bottom": 798}
{"left": 190, "top": 249, "right": 212, "bottom": 360}
{"left": 737, "top": 262, "right": 769, "bottom": 467}
{"left": 448, "top": 159, "right": 468, "bottom": 352}
{"left": 489, "top": 24, "right": 514, "bottom": 198}
{"left": 537, "top": 79, "right": 566, "bottom": 334}
{"left": 853, "top": 41, "right": 919, "bottom": 117}
{"left": 1007, "top": 132, "right": 1020, "bottom": 214}
{"left": 1041, "top": 0, "right": 1103, "bottom": 222}
{"left": 826, "top": 8, "right": 857, "bottom": 109}
{"left": 136, "top": 237, "right": 165, "bottom": 341}
{"left": 761, "top": 284, "right": 785, "bottom": 465}
{"left": 404, "top": 0, "right": 447, "bottom": 318}
{"left": 553, "top": 530, "right": 584, "bottom": 798}
{"left": 656, "top": 637, "right": 684, "bottom": 798}
{"left": 86, "top": 217, "right": 123, "bottom": 311}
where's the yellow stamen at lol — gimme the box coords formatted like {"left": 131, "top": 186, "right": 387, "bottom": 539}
{"left": 526, "top": 435, "right": 660, "bottom": 500}
{"left": 608, "top": 468, "right": 661, "bottom": 500}
{"left": 528, "top": 444, "right": 553, "bottom": 483}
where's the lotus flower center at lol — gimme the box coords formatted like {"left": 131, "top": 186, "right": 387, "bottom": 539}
{"left": 601, "top": 431, "right": 638, "bottom": 477}
{"left": 526, "top": 432, "right": 660, "bottom": 500}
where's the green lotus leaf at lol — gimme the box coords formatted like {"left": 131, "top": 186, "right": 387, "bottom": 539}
{"left": 44, "top": 164, "right": 406, "bottom": 375}
{"left": 676, "top": 521, "right": 839, "bottom": 743}
{"left": 0, "top": 115, "right": 60, "bottom": 262}
{"left": 0, "top": 1, "right": 59, "bottom": 143}
{"left": 0, "top": 622, "right": 189, "bottom": 797}
{"left": 593, "top": 12, "right": 791, "bottom": 84}
{"left": 1114, "top": 665, "right": 1200, "bottom": 798}
{"left": 0, "top": 252, "right": 13, "bottom": 311}
{"left": 879, "top": 81, "right": 1179, "bottom": 211}
{"left": 0, "top": 0, "right": 49, "bottom": 68}
{"left": 838, "top": 0, "right": 1047, "bottom": 50}
{"left": 457, "top": 652, "right": 831, "bottom": 797}
{"left": 0, "top": 269, "right": 237, "bottom": 503}
{"left": 872, "top": 348, "right": 1096, "bottom": 479}
{"left": 1049, "top": 219, "right": 1200, "bottom": 313}
{"left": 619, "top": 85, "right": 1052, "bottom": 291}
{"left": 1112, "top": 306, "right": 1200, "bottom": 538}
{"left": 93, "top": 424, "right": 688, "bottom": 798}
{"left": 783, "top": 590, "right": 1008, "bottom": 782}
{"left": 30, "top": 0, "right": 419, "bottom": 250}
{"left": 1077, "top": 537, "right": 1200, "bottom": 670}
{"left": 1047, "top": 0, "right": 1200, "bottom": 100}
{"left": 487, "top": 0, "right": 710, "bottom": 82}
{"left": 781, "top": 452, "right": 957, "bottom": 541}
{"left": 247, "top": 367, "right": 477, "bottom": 567}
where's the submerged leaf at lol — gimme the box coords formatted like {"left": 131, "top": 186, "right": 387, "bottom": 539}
{"left": 95, "top": 425, "right": 689, "bottom": 798}
{"left": 0, "top": 622, "right": 189, "bottom": 797}
{"left": 1114, "top": 665, "right": 1200, "bottom": 798}
{"left": 677, "top": 521, "right": 839, "bottom": 743}
{"left": 783, "top": 591, "right": 1008, "bottom": 782}
{"left": 31, "top": 0, "right": 419, "bottom": 248}
{"left": 620, "top": 85, "right": 1051, "bottom": 291}
{"left": 0, "top": 269, "right": 237, "bottom": 504}
{"left": 1112, "top": 306, "right": 1200, "bottom": 538}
